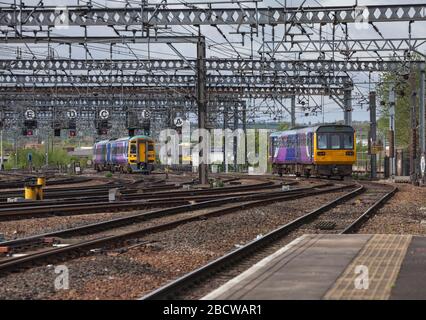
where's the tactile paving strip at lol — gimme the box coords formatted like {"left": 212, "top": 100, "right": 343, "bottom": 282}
{"left": 323, "top": 234, "right": 412, "bottom": 300}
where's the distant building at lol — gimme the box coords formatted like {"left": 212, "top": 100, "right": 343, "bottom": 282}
{"left": 24, "top": 143, "right": 43, "bottom": 150}
{"left": 68, "top": 147, "right": 93, "bottom": 160}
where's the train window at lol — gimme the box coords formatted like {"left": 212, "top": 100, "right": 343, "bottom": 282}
{"left": 330, "top": 135, "right": 341, "bottom": 149}
{"left": 130, "top": 144, "right": 137, "bottom": 154}
{"left": 343, "top": 134, "right": 354, "bottom": 149}
{"left": 318, "top": 134, "right": 328, "bottom": 150}
{"left": 307, "top": 133, "right": 313, "bottom": 158}
{"left": 148, "top": 143, "right": 154, "bottom": 151}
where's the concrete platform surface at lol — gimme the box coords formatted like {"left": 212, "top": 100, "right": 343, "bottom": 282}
{"left": 203, "top": 234, "right": 426, "bottom": 300}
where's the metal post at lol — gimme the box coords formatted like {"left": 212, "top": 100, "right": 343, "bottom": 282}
{"left": 45, "top": 130, "right": 49, "bottom": 168}
{"left": 420, "top": 65, "right": 426, "bottom": 183}
{"left": 344, "top": 86, "right": 353, "bottom": 126}
{"left": 0, "top": 128, "right": 3, "bottom": 171}
{"left": 291, "top": 95, "right": 296, "bottom": 128}
{"left": 223, "top": 108, "right": 228, "bottom": 173}
{"left": 233, "top": 103, "right": 238, "bottom": 172}
{"left": 14, "top": 131, "right": 17, "bottom": 169}
{"left": 242, "top": 102, "right": 247, "bottom": 170}
{"left": 409, "top": 72, "right": 418, "bottom": 185}
{"left": 197, "top": 37, "right": 208, "bottom": 185}
{"left": 389, "top": 84, "right": 396, "bottom": 179}
{"left": 369, "top": 91, "right": 377, "bottom": 179}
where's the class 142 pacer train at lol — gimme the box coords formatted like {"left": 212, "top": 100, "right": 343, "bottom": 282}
{"left": 269, "top": 125, "right": 356, "bottom": 179}
{"left": 93, "top": 135, "right": 155, "bottom": 173}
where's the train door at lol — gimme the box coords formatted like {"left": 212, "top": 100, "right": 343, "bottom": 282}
{"left": 102, "top": 144, "right": 107, "bottom": 164}
{"left": 307, "top": 132, "right": 313, "bottom": 161}
{"left": 148, "top": 142, "right": 155, "bottom": 164}
{"left": 129, "top": 140, "right": 138, "bottom": 164}
{"left": 138, "top": 140, "right": 147, "bottom": 163}
{"left": 106, "top": 143, "right": 111, "bottom": 164}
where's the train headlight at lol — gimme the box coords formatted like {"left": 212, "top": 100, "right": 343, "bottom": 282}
{"left": 317, "top": 151, "right": 326, "bottom": 156}
{"left": 346, "top": 151, "right": 354, "bottom": 156}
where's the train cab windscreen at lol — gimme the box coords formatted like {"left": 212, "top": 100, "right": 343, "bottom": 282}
{"left": 317, "top": 126, "right": 354, "bottom": 150}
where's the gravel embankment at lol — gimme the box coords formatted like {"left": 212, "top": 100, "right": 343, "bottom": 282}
{"left": 0, "top": 210, "right": 152, "bottom": 241}
{"left": 0, "top": 189, "right": 350, "bottom": 300}
{"left": 358, "top": 183, "right": 426, "bottom": 234}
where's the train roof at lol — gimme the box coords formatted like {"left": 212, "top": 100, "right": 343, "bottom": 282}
{"left": 128, "top": 135, "right": 154, "bottom": 141}
{"left": 271, "top": 125, "right": 354, "bottom": 137}
{"left": 95, "top": 135, "right": 154, "bottom": 145}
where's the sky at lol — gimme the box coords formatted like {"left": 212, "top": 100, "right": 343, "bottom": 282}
{"left": 0, "top": 0, "right": 425, "bottom": 126}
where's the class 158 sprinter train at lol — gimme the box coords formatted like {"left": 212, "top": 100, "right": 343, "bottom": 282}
{"left": 93, "top": 135, "right": 155, "bottom": 173}
{"left": 269, "top": 125, "right": 356, "bottom": 179}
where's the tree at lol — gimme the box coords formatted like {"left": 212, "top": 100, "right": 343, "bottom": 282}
{"left": 377, "top": 69, "right": 421, "bottom": 149}
{"left": 5, "top": 147, "right": 77, "bottom": 170}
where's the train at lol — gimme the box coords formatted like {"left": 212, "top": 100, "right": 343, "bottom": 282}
{"left": 93, "top": 135, "right": 155, "bottom": 173}
{"left": 269, "top": 125, "right": 356, "bottom": 179}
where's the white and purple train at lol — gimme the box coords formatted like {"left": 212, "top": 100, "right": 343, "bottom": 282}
{"left": 93, "top": 135, "right": 155, "bottom": 173}
{"left": 269, "top": 125, "right": 356, "bottom": 178}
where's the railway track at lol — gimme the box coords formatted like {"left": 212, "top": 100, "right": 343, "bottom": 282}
{"left": 0, "top": 182, "right": 353, "bottom": 274}
{"left": 140, "top": 182, "right": 397, "bottom": 300}
{"left": 0, "top": 176, "right": 94, "bottom": 190}
{"left": 0, "top": 180, "right": 296, "bottom": 220}
{"left": 0, "top": 175, "right": 238, "bottom": 202}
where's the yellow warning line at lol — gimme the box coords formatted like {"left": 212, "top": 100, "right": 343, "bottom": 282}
{"left": 323, "top": 234, "right": 412, "bottom": 300}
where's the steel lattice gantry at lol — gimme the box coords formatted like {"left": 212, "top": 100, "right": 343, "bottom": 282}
{"left": 0, "top": 59, "right": 421, "bottom": 73}
{"left": 0, "top": 74, "right": 351, "bottom": 87}
{"left": 1, "top": 4, "right": 425, "bottom": 26}
{"left": 1, "top": 37, "right": 425, "bottom": 55}
{"left": 0, "top": 85, "right": 345, "bottom": 98}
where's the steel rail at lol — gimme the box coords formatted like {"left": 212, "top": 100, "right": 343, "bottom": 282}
{"left": 141, "top": 185, "right": 365, "bottom": 300}
{"left": 0, "top": 184, "right": 352, "bottom": 271}
{"left": 0, "top": 178, "right": 262, "bottom": 201}
{"left": 141, "top": 183, "right": 397, "bottom": 300}
{"left": 0, "top": 183, "right": 335, "bottom": 246}
{"left": 340, "top": 186, "right": 398, "bottom": 234}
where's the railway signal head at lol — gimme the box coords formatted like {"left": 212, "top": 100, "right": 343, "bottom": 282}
{"left": 24, "top": 120, "right": 37, "bottom": 129}
{"left": 98, "top": 128, "right": 108, "bottom": 135}
{"left": 23, "top": 129, "right": 33, "bottom": 136}
{"left": 69, "top": 130, "right": 77, "bottom": 137}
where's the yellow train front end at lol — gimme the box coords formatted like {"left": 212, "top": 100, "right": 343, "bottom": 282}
{"left": 313, "top": 126, "right": 356, "bottom": 178}
{"left": 127, "top": 136, "right": 155, "bottom": 173}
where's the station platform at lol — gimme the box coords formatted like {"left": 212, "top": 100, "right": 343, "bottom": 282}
{"left": 203, "top": 234, "right": 426, "bottom": 300}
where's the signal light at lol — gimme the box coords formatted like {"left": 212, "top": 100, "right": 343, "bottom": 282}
{"left": 69, "top": 130, "right": 77, "bottom": 137}
{"left": 97, "top": 128, "right": 108, "bottom": 135}
{"left": 23, "top": 129, "right": 33, "bottom": 136}
{"left": 128, "top": 129, "right": 135, "bottom": 137}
